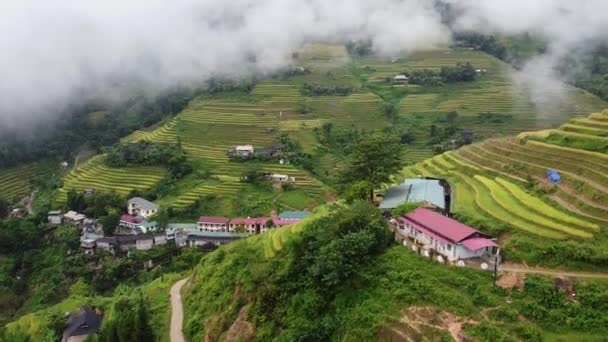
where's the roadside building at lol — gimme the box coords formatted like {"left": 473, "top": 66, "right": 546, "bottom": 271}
{"left": 198, "top": 216, "right": 230, "bottom": 232}
{"left": 62, "top": 307, "right": 103, "bottom": 342}
{"left": 48, "top": 210, "right": 63, "bottom": 225}
{"left": 396, "top": 208, "right": 499, "bottom": 263}
{"left": 127, "top": 197, "right": 159, "bottom": 218}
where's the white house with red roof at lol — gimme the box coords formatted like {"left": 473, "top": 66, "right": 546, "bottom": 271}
{"left": 198, "top": 216, "right": 230, "bottom": 232}
{"left": 397, "top": 208, "right": 499, "bottom": 263}
{"left": 229, "top": 217, "right": 268, "bottom": 234}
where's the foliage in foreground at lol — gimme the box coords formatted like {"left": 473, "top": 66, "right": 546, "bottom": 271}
{"left": 183, "top": 203, "right": 608, "bottom": 341}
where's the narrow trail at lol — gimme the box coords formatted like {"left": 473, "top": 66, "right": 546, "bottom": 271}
{"left": 499, "top": 263, "right": 608, "bottom": 279}
{"left": 170, "top": 278, "right": 189, "bottom": 342}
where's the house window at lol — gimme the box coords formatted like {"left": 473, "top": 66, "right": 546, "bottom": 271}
{"left": 447, "top": 244, "right": 452, "bottom": 251}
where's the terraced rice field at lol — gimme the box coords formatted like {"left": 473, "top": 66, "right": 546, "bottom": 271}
{"left": 395, "top": 154, "right": 600, "bottom": 240}
{"left": 0, "top": 164, "right": 40, "bottom": 202}
{"left": 57, "top": 156, "right": 166, "bottom": 203}
{"left": 391, "top": 110, "right": 608, "bottom": 241}
{"left": 120, "top": 94, "right": 328, "bottom": 209}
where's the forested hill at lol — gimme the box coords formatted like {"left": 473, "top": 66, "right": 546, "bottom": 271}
{"left": 181, "top": 203, "right": 608, "bottom": 341}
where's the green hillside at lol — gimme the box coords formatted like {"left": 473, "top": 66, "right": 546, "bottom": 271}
{"left": 391, "top": 109, "right": 608, "bottom": 269}
{"left": 181, "top": 203, "right": 608, "bottom": 341}
{"left": 49, "top": 45, "right": 606, "bottom": 214}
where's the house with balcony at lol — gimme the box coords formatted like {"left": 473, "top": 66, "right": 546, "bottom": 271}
{"left": 198, "top": 216, "right": 230, "bottom": 232}
{"left": 396, "top": 208, "right": 499, "bottom": 264}
{"left": 127, "top": 197, "right": 159, "bottom": 218}
{"left": 229, "top": 217, "right": 268, "bottom": 234}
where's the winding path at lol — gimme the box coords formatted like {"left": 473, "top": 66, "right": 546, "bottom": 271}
{"left": 498, "top": 263, "right": 608, "bottom": 279}
{"left": 170, "top": 278, "right": 189, "bottom": 342}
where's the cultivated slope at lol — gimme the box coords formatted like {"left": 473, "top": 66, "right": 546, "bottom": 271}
{"left": 394, "top": 109, "right": 608, "bottom": 268}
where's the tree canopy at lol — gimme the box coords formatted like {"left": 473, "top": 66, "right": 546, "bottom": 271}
{"left": 343, "top": 133, "right": 403, "bottom": 202}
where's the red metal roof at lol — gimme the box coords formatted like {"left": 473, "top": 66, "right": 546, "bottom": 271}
{"left": 198, "top": 216, "right": 230, "bottom": 224}
{"left": 461, "top": 238, "right": 499, "bottom": 251}
{"left": 272, "top": 218, "right": 294, "bottom": 226}
{"left": 120, "top": 214, "right": 143, "bottom": 224}
{"left": 230, "top": 217, "right": 267, "bottom": 225}
{"left": 401, "top": 208, "right": 485, "bottom": 244}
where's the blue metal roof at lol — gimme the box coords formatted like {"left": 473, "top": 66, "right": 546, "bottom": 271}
{"left": 379, "top": 178, "right": 445, "bottom": 210}
{"left": 279, "top": 211, "right": 310, "bottom": 220}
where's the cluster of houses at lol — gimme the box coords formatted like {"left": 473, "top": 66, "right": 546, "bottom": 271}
{"left": 380, "top": 178, "right": 500, "bottom": 268}
{"left": 48, "top": 196, "right": 310, "bottom": 255}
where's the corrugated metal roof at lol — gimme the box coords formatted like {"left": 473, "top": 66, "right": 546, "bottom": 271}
{"left": 379, "top": 179, "right": 445, "bottom": 209}
{"left": 278, "top": 211, "right": 310, "bottom": 220}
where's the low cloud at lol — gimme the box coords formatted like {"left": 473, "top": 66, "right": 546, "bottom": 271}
{"left": 1, "top": 0, "right": 608, "bottom": 131}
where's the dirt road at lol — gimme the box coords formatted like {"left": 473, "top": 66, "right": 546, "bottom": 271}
{"left": 170, "top": 278, "right": 189, "bottom": 342}
{"left": 499, "top": 263, "right": 608, "bottom": 279}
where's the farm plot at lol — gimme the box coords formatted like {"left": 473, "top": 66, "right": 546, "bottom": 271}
{"left": 0, "top": 164, "right": 40, "bottom": 202}
{"left": 57, "top": 156, "right": 166, "bottom": 203}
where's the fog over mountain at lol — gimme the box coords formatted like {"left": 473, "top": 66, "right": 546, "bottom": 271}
{"left": 1, "top": 0, "right": 607, "bottom": 130}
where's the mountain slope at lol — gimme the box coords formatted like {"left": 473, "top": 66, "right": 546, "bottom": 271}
{"left": 182, "top": 203, "right": 608, "bottom": 341}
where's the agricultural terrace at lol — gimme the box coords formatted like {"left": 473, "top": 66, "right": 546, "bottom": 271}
{"left": 0, "top": 163, "right": 41, "bottom": 202}
{"left": 122, "top": 95, "right": 328, "bottom": 211}
{"left": 52, "top": 45, "right": 606, "bottom": 214}
{"left": 354, "top": 49, "right": 606, "bottom": 164}
{"left": 56, "top": 155, "right": 166, "bottom": 203}
{"left": 391, "top": 110, "right": 608, "bottom": 268}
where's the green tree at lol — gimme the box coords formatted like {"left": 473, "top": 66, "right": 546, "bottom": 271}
{"left": 66, "top": 189, "right": 86, "bottom": 212}
{"left": 343, "top": 180, "right": 373, "bottom": 203}
{"left": 383, "top": 102, "right": 398, "bottom": 122}
{"left": 446, "top": 111, "right": 458, "bottom": 128}
{"left": 149, "top": 208, "right": 169, "bottom": 230}
{"left": 100, "top": 209, "right": 120, "bottom": 236}
{"left": 0, "top": 199, "right": 8, "bottom": 219}
{"left": 343, "top": 133, "right": 403, "bottom": 202}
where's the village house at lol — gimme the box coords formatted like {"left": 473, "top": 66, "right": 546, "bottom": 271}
{"left": 62, "top": 307, "right": 103, "bottom": 342}
{"left": 396, "top": 208, "right": 499, "bottom": 264}
{"left": 153, "top": 234, "right": 167, "bottom": 245}
{"left": 127, "top": 197, "right": 159, "bottom": 218}
{"left": 198, "top": 216, "right": 230, "bottom": 232}
{"left": 271, "top": 218, "right": 297, "bottom": 227}
{"left": 64, "top": 211, "right": 87, "bottom": 227}
{"left": 95, "top": 237, "right": 117, "bottom": 255}
{"left": 47, "top": 210, "right": 63, "bottom": 225}
{"left": 80, "top": 233, "right": 101, "bottom": 255}
{"left": 229, "top": 217, "right": 268, "bottom": 234}
{"left": 116, "top": 235, "right": 155, "bottom": 251}
{"left": 393, "top": 74, "right": 409, "bottom": 84}
{"left": 119, "top": 214, "right": 158, "bottom": 233}
{"left": 268, "top": 173, "right": 295, "bottom": 183}
{"left": 235, "top": 144, "right": 255, "bottom": 157}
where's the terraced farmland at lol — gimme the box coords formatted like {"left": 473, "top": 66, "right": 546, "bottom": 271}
{"left": 0, "top": 164, "right": 40, "bottom": 202}
{"left": 391, "top": 110, "right": 608, "bottom": 245}
{"left": 56, "top": 156, "right": 166, "bottom": 203}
